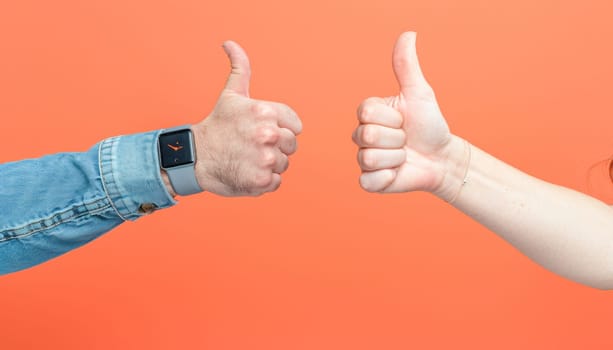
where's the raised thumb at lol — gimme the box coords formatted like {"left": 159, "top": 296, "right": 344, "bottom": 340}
{"left": 222, "top": 40, "right": 251, "bottom": 96}
{"left": 392, "top": 32, "right": 428, "bottom": 92}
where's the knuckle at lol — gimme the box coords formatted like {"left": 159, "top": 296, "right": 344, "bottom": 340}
{"left": 361, "top": 125, "right": 377, "bottom": 146}
{"left": 361, "top": 150, "right": 377, "bottom": 169}
{"left": 260, "top": 150, "right": 276, "bottom": 167}
{"left": 256, "top": 125, "right": 279, "bottom": 144}
{"left": 358, "top": 97, "right": 381, "bottom": 121}
{"left": 254, "top": 172, "right": 273, "bottom": 188}
{"left": 259, "top": 178, "right": 281, "bottom": 194}
{"left": 358, "top": 99, "right": 377, "bottom": 120}
{"left": 250, "top": 102, "right": 262, "bottom": 115}
{"left": 252, "top": 102, "right": 275, "bottom": 118}
{"left": 359, "top": 106, "right": 374, "bottom": 123}
{"left": 357, "top": 101, "right": 365, "bottom": 116}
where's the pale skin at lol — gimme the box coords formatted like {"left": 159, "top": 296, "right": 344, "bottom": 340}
{"left": 353, "top": 32, "right": 613, "bottom": 290}
{"left": 162, "top": 41, "right": 302, "bottom": 198}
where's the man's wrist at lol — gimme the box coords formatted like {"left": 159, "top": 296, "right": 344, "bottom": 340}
{"left": 161, "top": 171, "right": 177, "bottom": 198}
{"left": 99, "top": 132, "right": 176, "bottom": 220}
{"left": 190, "top": 122, "right": 210, "bottom": 193}
{"left": 158, "top": 125, "right": 203, "bottom": 197}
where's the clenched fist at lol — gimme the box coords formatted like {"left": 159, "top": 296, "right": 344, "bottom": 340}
{"left": 191, "top": 41, "right": 302, "bottom": 197}
{"left": 353, "top": 32, "right": 463, "bottom": 199}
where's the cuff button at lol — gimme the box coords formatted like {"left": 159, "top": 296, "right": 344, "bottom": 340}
{"left": 138, "top": 203, "right": 158, "bottom": 214}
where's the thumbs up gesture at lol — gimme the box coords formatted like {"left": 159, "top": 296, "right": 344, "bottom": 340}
{"left": 191, "top": 41, "right": 302, "bottom": 197}
{"left": 352, "top": 32, "right": 455, "bottom": 195}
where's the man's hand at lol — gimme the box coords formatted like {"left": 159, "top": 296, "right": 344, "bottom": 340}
{"left": 191, "top": 41, "right": 302, "bottom": 197}
{"left": 352, "top": 32, "right": 462, "bottom": 198}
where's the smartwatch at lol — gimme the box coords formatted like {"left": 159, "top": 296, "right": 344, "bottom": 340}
{"left": 158, "top": 125, "right": 203, "bottom": 196}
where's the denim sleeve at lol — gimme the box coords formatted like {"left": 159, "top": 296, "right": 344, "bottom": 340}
{"left": 0, "top": 130, "right": 176, "bottom": 275}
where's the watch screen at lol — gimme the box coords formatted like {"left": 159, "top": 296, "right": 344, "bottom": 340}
{"left": 159, "top": 129, "right": 195, "bottom": 168}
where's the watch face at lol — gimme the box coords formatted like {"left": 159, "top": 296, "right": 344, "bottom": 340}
{"left": 159, "top": 129, "right": 195, "bottom": 168}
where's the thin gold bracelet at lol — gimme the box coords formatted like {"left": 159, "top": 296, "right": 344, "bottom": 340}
{"left": 448, "top": 139, "right": 471, "bottom": 204}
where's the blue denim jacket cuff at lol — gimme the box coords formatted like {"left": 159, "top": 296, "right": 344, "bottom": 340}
{"left": 98, "top": 130, "right": 176, "bottom": 221}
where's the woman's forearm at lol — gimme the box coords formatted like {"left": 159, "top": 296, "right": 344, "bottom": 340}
{"left": 442, "top": 135, "right": 613, "bottom": 289}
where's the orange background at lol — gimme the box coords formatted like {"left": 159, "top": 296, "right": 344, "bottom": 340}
{"left": 1, "top": 0, "right": 613, "bottom": 349}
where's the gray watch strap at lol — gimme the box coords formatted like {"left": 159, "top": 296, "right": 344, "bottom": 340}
{"left": 161, "top": 125, "right": 203, "bottom": 196}
{"left": 166, "top": 164, "right": 202, "bottom": 196}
